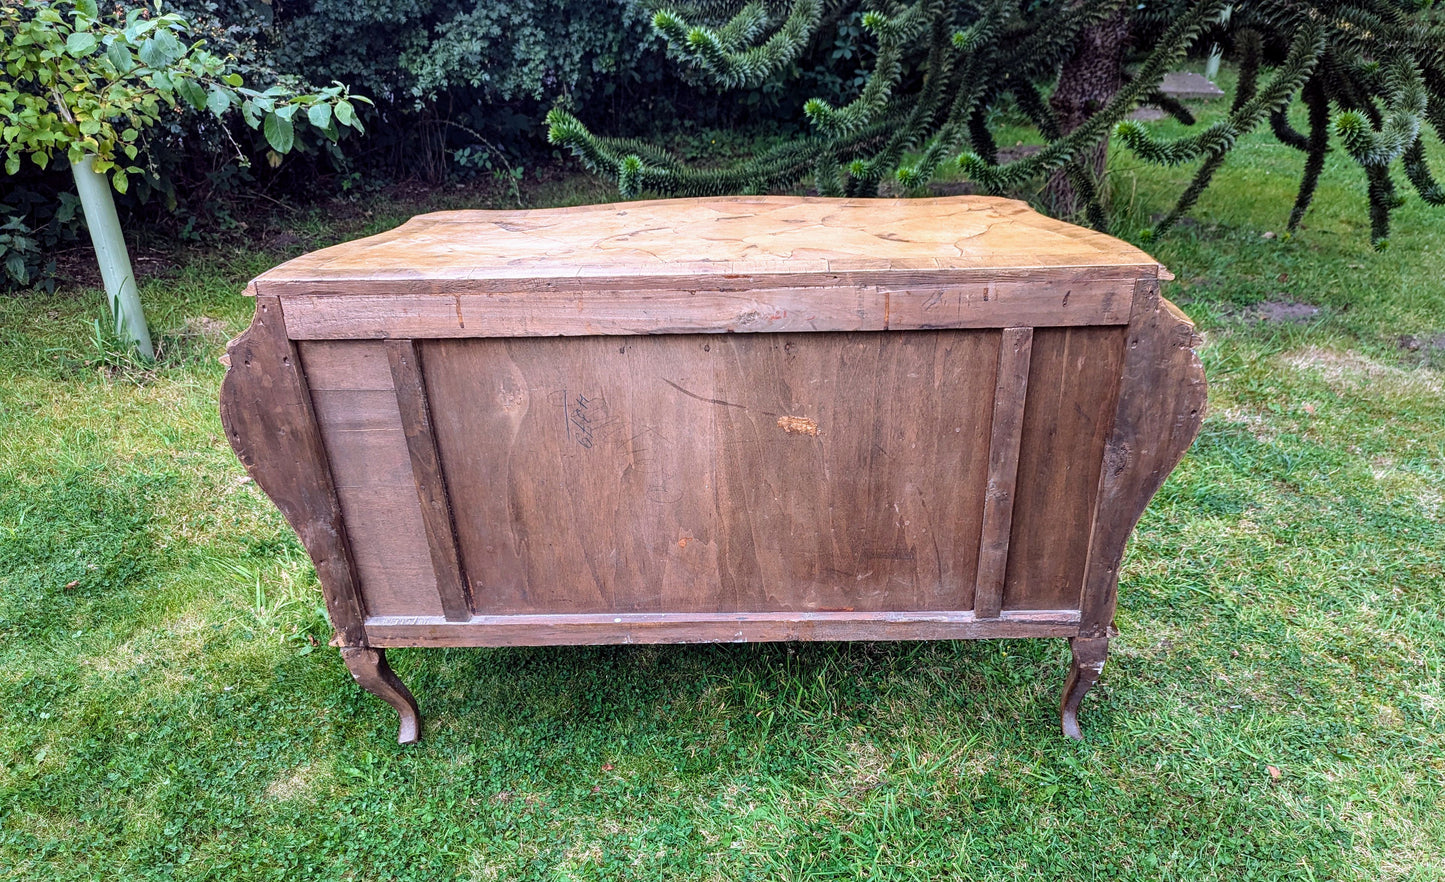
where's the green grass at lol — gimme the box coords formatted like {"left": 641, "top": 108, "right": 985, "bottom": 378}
{"left": 2, "top": 76, "right": 1443, "bottom": 880}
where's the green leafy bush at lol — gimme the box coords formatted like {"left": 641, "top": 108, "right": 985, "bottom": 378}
{"left": 1, "top": 0, "right": 370, "bottom": 349}
{"left": 0, "top": 0, "right": 368, "bottom": 292}
{"left": 253, "top": 0, "right": 876, "bottom": 178}
{"left": 0, "top": 189, "right": 78, "bottom": 291}
{"left": 1, "top": 0, "right": 369, "bottom": 189}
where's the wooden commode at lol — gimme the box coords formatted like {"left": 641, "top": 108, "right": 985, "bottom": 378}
{"left": 220, "top": 195, "right": 1206, "bottom": 743}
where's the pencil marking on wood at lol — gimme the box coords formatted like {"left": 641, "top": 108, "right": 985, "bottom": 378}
{"left": 558, "top": 389, "right": 602, "bottom": 449}
{"left": 661, "top": 378, "right": 752, "bottom": 411}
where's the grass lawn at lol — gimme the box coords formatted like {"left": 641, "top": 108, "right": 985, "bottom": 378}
{"left": 1, "top": 71, "right": 1442, "bottom": 880}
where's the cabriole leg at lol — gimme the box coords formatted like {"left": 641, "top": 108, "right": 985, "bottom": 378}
{"left": 1060, "top": 636, "right": 1108, "bottom": 740}
{"left": 341, "top": 647, "right": 421, "bottom": 744}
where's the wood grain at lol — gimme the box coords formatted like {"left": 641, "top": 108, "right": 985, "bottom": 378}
{"left": 253, "top": 196, "right": 1163, "bottom": 296}
{"left": 1078, "top": 280, "right": 1207, "bottom": 637}
{"left": 1001, "top": 326, "right": 1127, "bottom": 610}
{"left": 218, "top": 294, "right": 367, "bottom": 645}
{"left": 421, "top": 331, "right": 999, "bottom": 616}
{"left": 300, "top": 339, "right": 393, "bottom": 390}
{"left": 387, "top": 340, "right": 472, "bottom": 622}
{"left": 362, "top": 608, "right": 1082, "bottom": 647}
{"left": 973, "top": 327, "right": 1033, "bottom": 619}
{"left": 300, "top": 343, "right": 445, "bottom": 618}
{"left": 276, "top": 274, "right": 1135, "bottom": 339}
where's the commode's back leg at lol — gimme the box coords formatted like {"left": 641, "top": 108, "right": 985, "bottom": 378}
{"left": 1060, "top": 636, "right": 1108, "bottom": 740}
{"left": 341, "top": 647, "right": 421, "bottom": 744}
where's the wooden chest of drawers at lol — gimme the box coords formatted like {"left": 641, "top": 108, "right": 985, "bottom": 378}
{"left": 220, "top": 196, "right": 1205, "bottom": 742}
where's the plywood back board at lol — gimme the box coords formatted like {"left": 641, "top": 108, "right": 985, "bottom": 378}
{"left": 1003, "top": 327, "right": 1127, "bottom": 610}
{"left": 301, "top": 341, "right": 445, "bottom": 618}
{"left": 359, "top": 329, "right": 1126, "bottom": 616}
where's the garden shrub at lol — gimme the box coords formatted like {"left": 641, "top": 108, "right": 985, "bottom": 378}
{"left": 0, "top": 0, "right": 875, "bottom": 293}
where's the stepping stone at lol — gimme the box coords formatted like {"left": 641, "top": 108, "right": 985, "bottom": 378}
{"left": 1157, "top": 71, "right": 1225, "bottom": 101}
{"left": 1129, "top": 71, "right": 1224, "bottom": 120}
{"left": 1127, "top": 107, "right": 1168, "bottom": 122}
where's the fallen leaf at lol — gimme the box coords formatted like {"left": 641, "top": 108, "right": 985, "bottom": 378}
{"left": 1267, "top": 765, "right": 1282, "bottom": 780}
{"left": 64, "top": 580, "right": 79, "bottom": 590}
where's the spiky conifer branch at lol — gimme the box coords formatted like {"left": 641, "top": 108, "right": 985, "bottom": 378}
{"left": 1123, "top": 0, "right": 1445, "bottom": 247}
{"left": 654, "top": 0, "right": 824, "bottom": 89}
{"left": 549, "top": 0, "right": 1445, "bottom": 247}
{"left": 1115, "top": 20, "right": 1322, "bottom": 222}
{"left": 1286, "top": 77, "right": 1332, "bottom": 232}
{"left": 957, "top": 0, "right": 1230, "bottom": 192}
{"left": 1146, "top": 29, "right": 1264, "bottom": 238}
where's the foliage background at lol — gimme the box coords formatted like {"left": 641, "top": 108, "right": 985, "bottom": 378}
{"left": 0, "top": 80, "right": 1443, "bottom": 875}
{"left": 2, "top": 0, "right": 886, "bottom": 292}
{"left": 0, "top": 13, "right": 1443, "bottom": 878}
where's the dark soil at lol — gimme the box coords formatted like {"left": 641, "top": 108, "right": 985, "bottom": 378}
{"left": 1397, "top": 333, "right": 1445, "bottom": 367}
{"left": 1252, "top": 299, "right": 1321, "bottom": 322}
{"left": 926, "top": 181, "right": 978, "bottom": 197}
{"left": 1397, "top": 333, "right": 1445, "bottom": 353}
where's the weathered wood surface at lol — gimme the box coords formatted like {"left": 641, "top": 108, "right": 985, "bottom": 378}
{"left": 362, "top": 609, "right": 1082, "bottom": 647}
{"left": 265, "top": 326, "right": 1128, "bottom": 621}
{"left": 1002, "top": 326, "right": 1127, "bottom": 610}
{"left": 387, "top": 340, "right": 472, "bottom": 621}
{"left": 253, "top": 196, "right": 1164, "bottom": 292}
{"left": 1079, "top": 280, "right": 1208, "bottom": 637}
{"left": 220, "top": 195, "right": 1207, "bottom": 743}
{"left": 1061, "top": 636, "right": 1109, "bottom": 740}
{"left": 218, "top": 294, "right": 367, "bottom": 645}
{"left": 276, "top": 273, "right": 1136, "bottom": 339}
{"left": 250, "top": 196, "right": 1152, "bottom": 338}
{"left": 973, "top": 327, "right": 1033, "bottom": 619}
{"left": 341, "top": 647, "right": 420, "bottom": 744}
{"left": 300, "top": 341, "right": 445, "bottom": 618}
{"left": 420, "top": 330, "right": 1005, "bottom": 615}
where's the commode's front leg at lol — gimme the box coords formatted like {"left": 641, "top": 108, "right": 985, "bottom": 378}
{"left": 1060, "top": 636, "right": 1108, "bottom": 740}
{"left": 341, "top": 647, "right": 421, "bottom": 744}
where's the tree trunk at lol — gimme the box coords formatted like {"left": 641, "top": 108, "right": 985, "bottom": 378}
{"left": 1045, "top": 6, "right": 1131, "bottom": 219}
{"left": 72, "top": 154, "right": 154, "bottom": 359}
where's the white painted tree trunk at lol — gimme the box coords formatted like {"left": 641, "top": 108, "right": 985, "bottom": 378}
{"left": 1204, "top": 44, "right": 1222, "bottom": 81}
{"left": 71, "top": 155, "right": 154, "bottom": 359}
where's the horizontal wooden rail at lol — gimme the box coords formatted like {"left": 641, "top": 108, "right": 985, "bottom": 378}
{"left": 275, "top": 273, "right": 1137, "bottom": 340}
{"left": 362, "top": 609, "right": 1082, "bottom": 647}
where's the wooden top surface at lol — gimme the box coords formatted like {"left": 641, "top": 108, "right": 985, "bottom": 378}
{"left": 251, "top": 196, "right": 1164, "bottom": 295}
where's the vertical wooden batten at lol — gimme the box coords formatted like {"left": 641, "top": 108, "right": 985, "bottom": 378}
{"left": 973, "top": 327, "right": 1033, "bottom": 619}
{"left": 219, "top": 293, "right": 369, "bottom": 645}
{"left": 386, "top": 340, "right": 473, "bottom": 622}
